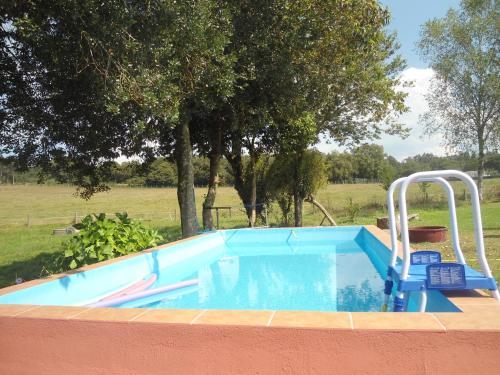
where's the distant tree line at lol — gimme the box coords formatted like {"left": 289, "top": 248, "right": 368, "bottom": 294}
{"left": 3, "top": 146, "right": 499, "bottom": 188}
{"left": 326, "top": 145, "right": 500, "bottom": 184}
{"left": 108, "top": 157, "right": 235, "bottom": 187}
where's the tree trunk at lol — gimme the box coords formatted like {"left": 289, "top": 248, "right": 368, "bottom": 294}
{"left": 224, "top": 129, "right": 264, "bottom": 226}
{"left": 202, "top": 152, "right": 221, "bottom": 230}
{"left": 225, "top": 132, "right": 261, "bottom": 226}
{"left": 175, "top": 115, "right": 199, "bottom": 238}
{"left": 477, "top": 137, "right": 485, "bottom": 201}
{"left": 248, "top": 150, "right": 257, "bottom": 227}
{"left": 294, "top": 189, "right": 303, "bottom": 227}
{"left": 224, "top": 134, "right": 250, "bottom": 215}
{"left": 293, "top": 152, "right": 304, "bottom": 227}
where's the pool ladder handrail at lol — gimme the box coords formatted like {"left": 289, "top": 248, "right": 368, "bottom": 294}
{"left": 387, "top": 176, "right": 466, "bottom": 270}
{"left": 383, "top": 170, "right": 500, "bottom": 312}
{"left": 383, "top": 176, "right": 465, "bottom": 312}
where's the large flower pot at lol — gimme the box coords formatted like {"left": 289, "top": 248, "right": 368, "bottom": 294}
{"left": 408, "top": 226, "right": 447, "bottom": 243}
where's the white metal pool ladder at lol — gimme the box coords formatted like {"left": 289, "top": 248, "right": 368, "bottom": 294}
{"left": 382, "top": 170, "right": 500, "bottom": 312}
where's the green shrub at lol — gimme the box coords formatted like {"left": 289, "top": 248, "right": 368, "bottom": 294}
{"left": 419, "top": 182, "right": 431, "bottom": 203}
{"left": 379, "top": 163, "right": 396, "bottom": 191}
{"left": 48, "top": 213, "right": 162, "bottom": 273}
{"left": 346, "top": 197, "right": 361, "bottom": 223}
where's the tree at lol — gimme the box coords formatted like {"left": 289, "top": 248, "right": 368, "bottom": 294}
{"left": 217, "top": 158, "right": 234, "bottom": 186}
{"left": 485, "top": 153, "right": 500, "bottom": 174}
{"left": 268, "top": 150, "right": 328, "bottom": 226}
{"left": 190, "top": 107, "right": 234, "bottom": 229}
{"left": 101, "top": 1, "right": 236, "bottom": 237}
{"left": 1, "top": 1, "right": 236, "bottom": 237}
{"left": 223, "top": 0, "right": 408, "bottom": 227}
{"left": 353, "top": 144, "right": 386, "bottom": 180}
{"left": 418, "top": 0, "right": 499, "bottom": 199}
{"left": 1, "top": 0, "right": 408, "bottom": 234}
{"left": 1, "top": 2, "right": 140, "bottom": 196}
{"left": 327, "top": 152, "right": 356, "bottom": 184}
{"left": 110, "top": 161, "right": 143, "bottom": 184}
{"left": 274, "top": 113, "right": 319, "bottom": 226}
{"left": 267, "top": 157, "right": 294, "bottom": 226}
{"left": 145, "top": 158, "right": 177, "bottom": 187}
{"left": 379, "top": 162, "right": 397, "bottom": 191}
{"left": 192, "top": 157, "right": 210, "bottom": 187}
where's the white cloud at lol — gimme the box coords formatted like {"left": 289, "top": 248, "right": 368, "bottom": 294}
{"left": 315, "top": 67, "right": 446, "bottom": 161}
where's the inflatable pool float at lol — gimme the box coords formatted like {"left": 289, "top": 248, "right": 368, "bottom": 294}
{"left": 100, "top": 273, "right": 158, "bottom": 302}
{"left": 88, "top": 279, "right": 199, "bottom": 308}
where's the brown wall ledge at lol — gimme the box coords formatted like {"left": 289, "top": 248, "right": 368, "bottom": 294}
{"left": 1, "top": 316, "right": 500, "bottom": 375}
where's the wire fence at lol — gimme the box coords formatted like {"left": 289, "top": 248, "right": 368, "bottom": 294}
{"left": 1, "top": 210, "right": 179, "bottom": 227}
{"left": 0, "top": 204, "right": 278, "bottom": 231}
{"left": 0, "top": 206, "right": 256, "bottom": 228}
{"left": 3, "top": 183, "right": 499, "bottom": 229}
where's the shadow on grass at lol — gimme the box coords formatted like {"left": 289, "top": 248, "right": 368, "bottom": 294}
{"left": 0, "top": 223, "right": 274, "bottom": 290}
{"left": 483, "top": 225, "right": 500, "bottom": 231}
{"left": 0, "top": 251, "right": 59, "bottom": 289}
{"left": 0, "top": 225, "right": 185, "bottom": 290}
{"left": 156, "top": 225, "right": 182, "bottom": 243}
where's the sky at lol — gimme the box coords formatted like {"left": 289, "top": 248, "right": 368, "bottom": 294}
{"left": 316, "top": 0, "right": 462, "bottom": 161}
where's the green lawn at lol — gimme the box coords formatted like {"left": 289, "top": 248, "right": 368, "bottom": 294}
{"left": 1, "top": 180, "right": 499, "bottom": 288}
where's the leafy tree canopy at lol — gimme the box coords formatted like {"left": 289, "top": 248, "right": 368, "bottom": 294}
{"left": 418, "top": 0, "right": 499, "bottom": 198}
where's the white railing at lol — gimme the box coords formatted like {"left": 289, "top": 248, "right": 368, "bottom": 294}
{"left": 398, "top": 171, "right": 492, "bottom": 281}
{"left": 387, "top": 176, "right": 466, "bottom": 270}
{"left": 385, "top": 170, "right": 500, "bottom": 312}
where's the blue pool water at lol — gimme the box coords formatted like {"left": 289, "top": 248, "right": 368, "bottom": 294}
{"left": 145, "top": 246, "right": 384, "bottom": 311}
{"left": 0, "top": 227, "right": 460, "bottom": 312}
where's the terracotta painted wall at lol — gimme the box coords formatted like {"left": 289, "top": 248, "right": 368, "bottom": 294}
{"left": 1, "top": 317, "right": 500, "bottom": 375}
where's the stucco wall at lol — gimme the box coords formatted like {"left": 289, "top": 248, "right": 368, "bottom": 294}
{"left": 1, "top": 317, "right": 499, "bottom": 375}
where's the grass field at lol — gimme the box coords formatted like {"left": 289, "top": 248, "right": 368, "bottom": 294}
{"left": 1, "top": 180, "right": 500, "bottom": 288}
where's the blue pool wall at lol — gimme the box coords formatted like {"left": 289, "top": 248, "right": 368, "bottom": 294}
{"left": 0, "top": 227, "right": 363, "bottom": 306}
{"left": 0, "top": 226, "right": 461, "bottom": 311}
{"left": 0, "top": 232, "right": 225, "bottom": 306}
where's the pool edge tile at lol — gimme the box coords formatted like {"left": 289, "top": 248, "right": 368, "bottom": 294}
{"left": 270, "top": 311, "right": 351, "bottom": 329}
{"left": 364, "top": 225, "right": 405, "bottom": 258}
{"left": 17, "top": 305, "right": 90, "bottom": 319}
{"left": 436, "top": 310, "right": 500, "bottom": 330}
{"left": 454, "top": 304, "right": 500, "bottom": 313}
{"left": 352, "top": 312, "right": 445, "bottom": 331}
{"left": 133, "top": 309, "right": 202, "bottom": 324}
{"left": 68, "top": 307, "right": 146, "bottom": 322}
{"left": 194, "top": 309, "right": 272, "bottom": 326}
{"left": 0, "top": 304, "right": 39, "bottom": 317}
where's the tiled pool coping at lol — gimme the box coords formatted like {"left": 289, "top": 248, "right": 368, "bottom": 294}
{"left": 0, "top": 225, "right": 499, "bottom": 330}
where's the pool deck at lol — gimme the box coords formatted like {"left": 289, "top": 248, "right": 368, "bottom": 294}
{"left": 1, "top": 225, "right": 500, "bottom": 374}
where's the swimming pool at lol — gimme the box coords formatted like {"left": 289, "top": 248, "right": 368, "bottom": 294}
{"left": 0, "top": 226, "right": 460, "bottom": 312}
